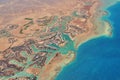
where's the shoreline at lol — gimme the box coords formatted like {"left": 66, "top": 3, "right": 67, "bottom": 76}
{"left": 56, "top": 1, "right": 119, "bottom": 79}
{"left": 39, "top": 51, "right": 75, "bottom": 80}
{"left": 46, "top": 1, "right": 113, "bottom": 79}
{"left": 0, "top": 0, "right": 117, "bottom": 80}
{"left": 54, "top": 52, "right": 76, "bottom": 80}
{"left": 74, "top": 0, "right": 113, "bottom": 49}
{"left": 55, "top": 0, "right": 113, "bottom": 80}
{"left": 55, "top": 0, "right": 115, "bottom": 79}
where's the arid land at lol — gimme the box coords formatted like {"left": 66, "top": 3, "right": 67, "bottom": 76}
{"left": 0, "top": 0, "right": 111, "bottom": 80}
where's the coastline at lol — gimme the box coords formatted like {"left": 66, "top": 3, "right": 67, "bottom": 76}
{"left": 74, "top": 0, "right": 112, "bottom": 49}
{"left": 55, "top": 0, "right": 120, "bottom": 80}
{"left": 45, "top": 0, "right": 113, "bottom": 79}
{"left": 39, "top": 51, "right": 75, "bottom": 80}
{"left": 0, "top": 0, "right": 118, "bottom": 80}
{"left": 56, "top": 1, "right": 120, "bottom": 80}
{"left": 55, "top": 0, "right": 113, "bottom": 80}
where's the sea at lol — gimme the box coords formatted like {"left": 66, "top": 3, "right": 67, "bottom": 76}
{"left": 56, "top": 1, "right": 120, "bottom": 80}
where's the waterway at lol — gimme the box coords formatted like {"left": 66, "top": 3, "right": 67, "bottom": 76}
{"left": 56, "top": 1, "right": 120, "bottom": 80}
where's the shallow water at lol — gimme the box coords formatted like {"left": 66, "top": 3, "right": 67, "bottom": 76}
{"left": 56, "top": 2, "right": 120, "bottom": 80}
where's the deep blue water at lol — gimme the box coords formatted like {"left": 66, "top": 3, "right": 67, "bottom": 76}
{"left": 56, "top": 2, "right": 120, "bottom": 80}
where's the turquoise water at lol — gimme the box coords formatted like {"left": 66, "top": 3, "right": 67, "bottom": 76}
{"left": 56, "top": 2, "right": 120, "bottom": 80}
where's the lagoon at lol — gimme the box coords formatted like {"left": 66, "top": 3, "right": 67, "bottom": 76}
{"left": 56, "top": 2, "right": 120, "bottom": 80}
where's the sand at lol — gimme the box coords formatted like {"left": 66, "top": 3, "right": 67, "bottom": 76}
{"left": 0, "top": 0, "right": 112, "bottom": 80}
